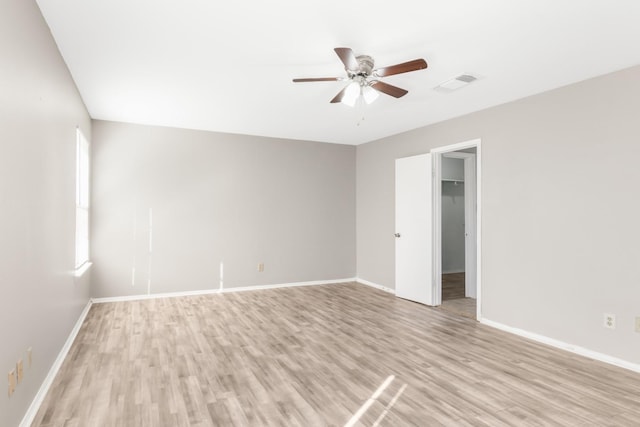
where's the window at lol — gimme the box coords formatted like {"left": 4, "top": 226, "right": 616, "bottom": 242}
{"left": 75, "top": 128, "right": 90, "bottom": 269}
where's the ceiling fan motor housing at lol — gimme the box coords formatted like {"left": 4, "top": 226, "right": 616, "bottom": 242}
{"left": 353, "top": 55, "right": 374, "bottom": 77}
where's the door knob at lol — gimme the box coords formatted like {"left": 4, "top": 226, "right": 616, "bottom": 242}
{"left": 394, "top": 233, "right": 401, "bottom": 238}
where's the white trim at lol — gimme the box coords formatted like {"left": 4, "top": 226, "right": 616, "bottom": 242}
{"left": 73, "top": 261, "right": 92, "bottom": 278}
{"left": 462, "top": 154, "right": 477, "bottom": 299}
{"left": 91, "top": 278, "right": 357, "bottom": 303}
{"left": 442, "top": 151, "right": 471, "bottom": 160}
{"left": 433, "top": 152, "right": 443, "bottom": 305}
{"left": 480, "top": 318, "right": 640, "bottom": 374}
{"left": 356, "top": 278, "right": 395, "bottom": 294}
{"left": 431, "top": 138, "right": 481, "bottom": 154}
{"left": 476, "top": 142, "right": 482, "bottom": 319}
{"left": 20, "top": 300, "right": 93, "bottom": 427}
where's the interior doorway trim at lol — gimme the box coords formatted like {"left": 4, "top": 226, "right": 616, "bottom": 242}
{"left": 431, "top": 139, "right": 482, "bottom": 319}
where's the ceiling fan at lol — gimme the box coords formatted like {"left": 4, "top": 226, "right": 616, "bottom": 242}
{"left": 293, "top": 47, "right": 427, "bottom": 106}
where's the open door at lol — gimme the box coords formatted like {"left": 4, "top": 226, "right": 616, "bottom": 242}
{"left": 395, "top": 153, "right": 434, "bottom": 305}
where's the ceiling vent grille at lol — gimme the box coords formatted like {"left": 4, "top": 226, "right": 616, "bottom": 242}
{"left": 434, "top": 73, "right": 479, "bottom": 92}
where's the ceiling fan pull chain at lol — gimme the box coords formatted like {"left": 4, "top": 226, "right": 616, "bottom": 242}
{"left": 356, "top": 98, "right": 366, "bottom": 126}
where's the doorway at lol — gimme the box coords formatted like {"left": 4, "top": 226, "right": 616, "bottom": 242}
{"left": 394, "top": 139, "right": 481, "bottom": 319}
{"left": 439, "top": 151, "right": 476, "bottom": 318}
{"left": 432, "top": 140, "right": 480, "bottom": 320}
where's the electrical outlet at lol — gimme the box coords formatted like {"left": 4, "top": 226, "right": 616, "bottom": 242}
{"left": 604, "top": 313, "right": 616, "bottom": 329}
{"left": 27, "top": 347, "right": 32, "bottom": 368}
{"left": 258, "top": 263, "right": 264, "bottom": 272}
{"left": 635, "top": 317, "right": 640, "bottom": 333}
{"left": 16, "top": 360, "right": 23, "bottom": 383}
{"left": 8, "top": 370, "right": 16, "bottom": 397}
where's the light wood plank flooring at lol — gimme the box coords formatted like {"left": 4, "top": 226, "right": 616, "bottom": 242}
{"left": 442, "top": 272, "right": 467, "bottom": 300}
{"left": 439, "top": 297, "right": 477, "bottom": 320}
{"left": 441, "top": 273, "right": 477, "bottom": 319}
{"left": 33, "top": 283, "right": 640, "bottom": 426}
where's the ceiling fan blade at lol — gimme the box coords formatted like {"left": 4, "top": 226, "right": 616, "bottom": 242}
{"left": 374, "top": 59, "right": 427, "bottom": 77}
{"left": 330, "top": 86, "right": 349, "bottom": 103}
{"left": 334, "top": 47, "right": 359, "bottom": 71}
{"left": 292, "top": 77, "right": 341, "bottom": 83}
{"left": 370, "top": 81, "right": 408, "bottom": 98}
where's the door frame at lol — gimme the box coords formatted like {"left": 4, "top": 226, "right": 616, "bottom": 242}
{"left": 441, "top": 151, "right": 476, "bottom": 299}
{"left": 431, "top": 139, "right": 482, "bottom": 319}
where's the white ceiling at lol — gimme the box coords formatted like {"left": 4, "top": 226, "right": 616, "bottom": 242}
{"left": 36, "top": 0, "right": 640, "bottom": 145}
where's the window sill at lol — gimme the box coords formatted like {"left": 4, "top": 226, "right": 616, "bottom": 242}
{"left": 74, "top": 261, "right": 92, "bottom": 278}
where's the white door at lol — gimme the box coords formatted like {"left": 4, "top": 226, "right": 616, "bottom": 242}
{"left": 395, "top": 153, "right": 434, "bottom": 305}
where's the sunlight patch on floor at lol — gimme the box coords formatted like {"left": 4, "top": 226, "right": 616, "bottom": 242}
{"left": 344, "top": 375, "right": 404, "bottom": 427}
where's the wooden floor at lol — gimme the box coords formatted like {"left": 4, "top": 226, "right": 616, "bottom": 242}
{"left": 442, "top": 272, "right": 466, "bottom": 300}
{"left": 33, "top": 283, "right": 640, "bottom": 426}
{"left": 441, "top": 273, "right": 476, "bottom": 319}
{"left": 439, "top": 297, "right": 477, "bottom": 320}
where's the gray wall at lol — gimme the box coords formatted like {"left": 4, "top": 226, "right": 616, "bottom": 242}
{"left": 442, "top": 180, "right": 465, "bottom": 273}
{"left": 441, "top": 156, "right": 464, "bottom": 181}
{"left": 441, "top": 157, "right": 466, "bottom": 273}
{"left": 0, "top": 1, "right": 92, "bottom": 426}
{"left": 91, "top": 121, "right": 356, "bottom": 298}
{"left": 356, "top": 65, "right": 640, "bottom": 364}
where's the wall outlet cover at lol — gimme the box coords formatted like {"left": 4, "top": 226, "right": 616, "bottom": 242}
{"left": 8, "top": 370, "right": 16, "bottom": 397}
{"left": 635, "top": 317, "right": 640, "bottom": 333}
{"left": 16, "top": 360, "right": 23, "bottom": 383}
{"left": 603, "top": 313, "right": 616, "bottom": 329}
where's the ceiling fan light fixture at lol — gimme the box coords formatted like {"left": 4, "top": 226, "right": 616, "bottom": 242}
{"left": 362, "top": 85, "right": 379, "bottom": 104}
{"left": 342, "top": 81, "right": 360, "bottom": 107}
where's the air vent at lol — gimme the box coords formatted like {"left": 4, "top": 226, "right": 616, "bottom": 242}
{"left": 434, "top": 73, "right": 479, "bottom": 92}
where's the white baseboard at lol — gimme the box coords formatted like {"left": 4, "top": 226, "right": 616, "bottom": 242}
{"left": 442, "top": 269, "right": 465, "bottom": 274}
{"left": 20, "top": 300, "right": 93, "bottom": 427}
{"left": 480, "top": 318, "right": 640, "bottom": 374}
{"left": 91, "top": 277, "right": 357, "bottom": 304}
{"left": 356, "top": 278, "right": 395, "bottom": 294}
